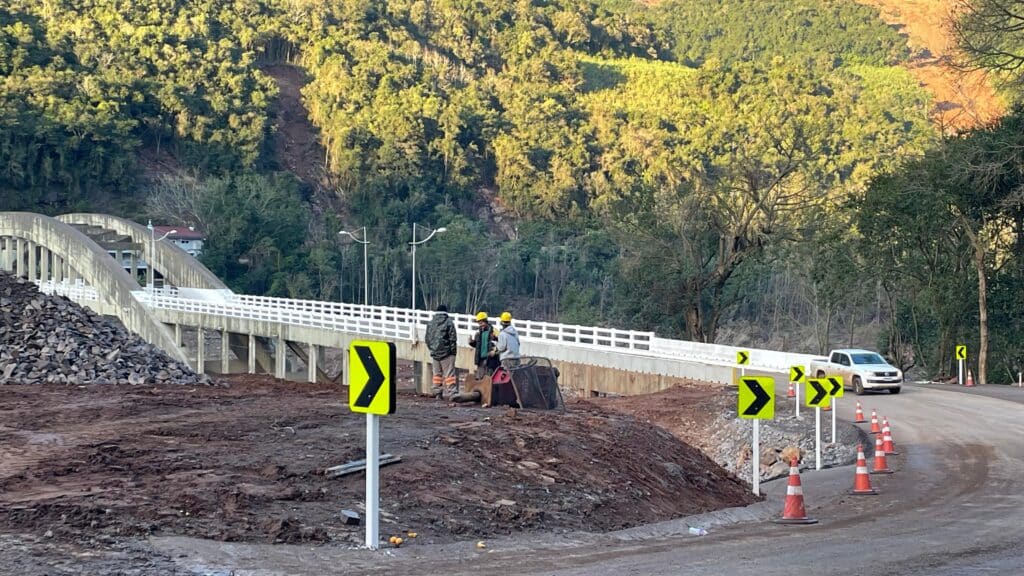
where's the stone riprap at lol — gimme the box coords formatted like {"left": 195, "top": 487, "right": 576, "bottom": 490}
{"left": 0, "top": 271, "right": 212, "bottom": 385}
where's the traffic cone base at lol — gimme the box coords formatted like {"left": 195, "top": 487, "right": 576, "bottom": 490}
{"left": 849, "top": 444, "right": 878, "bottom": 495}
{"left": 772, "top": 459, "right": 818, "bottom": 525}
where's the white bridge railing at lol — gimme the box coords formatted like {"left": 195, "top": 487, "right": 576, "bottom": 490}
{"left": 227, "top": 293, "right": 655, "bottom": 351}
{"left": 34, "top": 279, "right": 99, "bottom": 302}
{"left": 134, "top": 291, "right": 415, "bottom": 341}
{"left": 129, "top": 288, "right": 815, "bottom": 373}
{"left": 47, "top": 282, "right": 816, "bottom": 375}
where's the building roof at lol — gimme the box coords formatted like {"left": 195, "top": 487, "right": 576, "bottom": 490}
{"left": 152, "top": 225, "right": 205, "bottom": 240}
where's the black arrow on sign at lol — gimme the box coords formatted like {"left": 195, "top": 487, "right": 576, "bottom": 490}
{"left": 738, "top": 351, "right": 749, "bottom": 364}
{"left": 741, "top": 378, "right": 771, "bottom": 416}
{"left": 791, "top": 366, "right": 804, "bottom": 382}
{"left": 808, "top": 379, "right": 827, "bottom": 405}
{"left": 353, "top": 345, "right": 385, "bottom": 408}
{"left": 827, "top": 377, "right": 842, "bottom": 395}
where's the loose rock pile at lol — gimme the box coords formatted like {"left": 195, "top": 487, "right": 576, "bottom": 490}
{"left": 0, "top": 271, "right": 213, "bottom": 385}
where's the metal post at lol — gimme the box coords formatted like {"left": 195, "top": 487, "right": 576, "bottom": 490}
{"left": 831, "top": 397, "right": 837, "bottom": 444}
{"left": 366, "top": 413, "right": 380, "bottom": 549}
{"left": 815, "top": 407, "right": 821, "bottom": 471}
{"left": 752, "top": 419, "right": 760, "bottom": 496}
{"left": 362, "top": 228, "right": 369, "bottom": 305}
{"left": 411, "top": 223, "right": 417, "bottom": 309}
{"left": 958, "top": 358, "right": 964, "bottom": 386}
{"left": 795, "top": 381, "right": 800, "bottom": 419}
{"left": 148, "top": 220, "right": 154, "bottom": 289}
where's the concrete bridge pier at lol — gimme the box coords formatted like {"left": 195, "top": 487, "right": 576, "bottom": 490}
{"left": 275, "top": 336, "right": 286, "bottom": 379}
{"left": 25, "top": 240, "right": 36, "bottom": 281}
{"left": 222, "top": 330, "right": 231, "bottom": 374}
{"left": 196, "top": 327, "right": 205, "bottom": 374}
{"left": 307, "top": 344, "right": 319, "bottom": 384}
{"left": 248, "top": 334, "right": 257, "bottom": 374}
{"left": 40, "top": 247, "right": 50, "bottom": 281}
{"left": 14, "top": 238, "right": 23, "bottom": 277}
{"left": 0, "top": 237, "right": 9, "bottom": 272}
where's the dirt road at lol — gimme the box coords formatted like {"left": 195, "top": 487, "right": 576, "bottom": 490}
{"left": 0, "top": 376, "right": 755, "bottom": 574}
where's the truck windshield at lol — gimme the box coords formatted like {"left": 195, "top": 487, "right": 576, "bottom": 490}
{"left": 851, "top": 353, "right": 886, "bottom": 365}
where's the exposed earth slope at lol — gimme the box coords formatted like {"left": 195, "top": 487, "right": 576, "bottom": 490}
{"left": 856, "top": 0, "right": 1004, "bottom": 130}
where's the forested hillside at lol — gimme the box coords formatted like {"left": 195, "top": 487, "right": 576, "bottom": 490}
{"left": 12, "top": 0, "right": 1012, "bottom": 380}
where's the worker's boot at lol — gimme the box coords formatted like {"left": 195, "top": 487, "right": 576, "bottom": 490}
{"left": 444, "top": 384, "right": 458, "bottom": 401}
{"left": 429, "top": 386, "right": 443, "bottom": 399}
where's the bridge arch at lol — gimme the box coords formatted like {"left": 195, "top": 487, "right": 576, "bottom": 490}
{"left": 0, "top": 212, "right": 187, "bottom": 363}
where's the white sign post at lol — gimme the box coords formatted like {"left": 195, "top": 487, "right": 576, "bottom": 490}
{"left": 348, "top": 340, "right": 397, "bottom": 551}
{"left": 831, "top": 398, "right": 837, "bottom": 444}
{"left": 815, "top": 407, "right": 821, "bottom": 471}
{"left": 795, "top": 382, "right": 800, "bottom": 419}
{"left": 366, "top": 413, "right": 380, "bottom": 549}
{"left": 753, "top": 419, "right": 760, "bottom": 496}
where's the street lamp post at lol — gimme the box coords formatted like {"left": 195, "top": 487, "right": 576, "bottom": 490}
{"left": 409, "top": 223, "right": 447, "bottom": 309}
{"left": 338, "top": 227, "right": 370, "bottom": 305}
{"left": 147, "top": 220, "right": 177, "bottom": 290}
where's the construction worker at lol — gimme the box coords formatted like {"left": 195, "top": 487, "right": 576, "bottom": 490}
{"left": 492, "top": 311, "right": 520, "bottom": 369}
{"left": 424, "top": 304, "right": 458, "bottom": 399}
{"left": 468, "top": 312, "right": 499, "bottom": 378}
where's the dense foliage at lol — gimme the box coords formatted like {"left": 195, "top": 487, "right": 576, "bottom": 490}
{"left": 3, "top": 0, "right": 972, "bottom": 372}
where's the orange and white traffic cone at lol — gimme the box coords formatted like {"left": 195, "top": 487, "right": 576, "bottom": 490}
{"left": 849, "top": 444, "right": 878, "bottom": 495}
{"left": 871, "top": 435, "right": 894, "bottom": 474}
{"left": 787, "top": 381, "right": 796, "bottom": 398}
{"left": 966, "top": 370, "right": 975, "bottom": 387}
{"left": 881, "top": 418, "right": 899, "bottom": 455}
{"left": 869, "top": 409, "right": 881, "bottom": 434}
{"left": 772, "top": 458, "right": 818, "bottom": 524}
{"left": 854, "top": 401, "right": 866, "bottom": 423}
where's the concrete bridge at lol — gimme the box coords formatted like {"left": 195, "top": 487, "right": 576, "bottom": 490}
{"left": 1, "top": 212, "right": 816, "bottom": 394}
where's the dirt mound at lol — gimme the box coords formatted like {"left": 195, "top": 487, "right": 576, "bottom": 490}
{"left": 0, "top": 271, "right": 211, "bottom": 385}
{"left": 0, "top": 376, "right": 756, "bottom": 554}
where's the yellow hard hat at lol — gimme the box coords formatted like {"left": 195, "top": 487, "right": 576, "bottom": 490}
{"left": 500, "top": 311, "right": 512, "bottom": 323}
{"left": 475, "top": 311, "right": 488, "bottom": 321}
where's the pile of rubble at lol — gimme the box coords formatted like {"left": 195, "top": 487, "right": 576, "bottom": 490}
{"left": 0, "top": 271, "right": 213, "bottom": 385}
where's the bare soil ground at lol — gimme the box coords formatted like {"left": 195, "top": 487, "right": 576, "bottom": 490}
{"left": 0, "top": 375, "right": 754, "bottom": 573}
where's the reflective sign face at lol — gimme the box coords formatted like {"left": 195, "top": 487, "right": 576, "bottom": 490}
{"left": 737, "top": 350, "right": 750, "bottom": 365}
{"left": 826, "top": 376, "right": 844, "bottom": 399}
{"left": 737, "top": 377, "right": 775, "bottom": 420}
{"left": 805, "top": 378, "right": 832, "bottom": 408}
{"left": 956, "top": 345, "right": 967, "bottom": 361}
{"left": 790, "top": 366, "right": 805, "bottom": 383}
{"left": 349, "top": 340, "right": 396, "bottom": 415}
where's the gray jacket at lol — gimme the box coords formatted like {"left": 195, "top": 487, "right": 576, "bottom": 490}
{"left": 495, "top": 324, "right": 520, "bottom": 361}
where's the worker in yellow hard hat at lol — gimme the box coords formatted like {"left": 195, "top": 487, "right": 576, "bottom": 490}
{"left": 493, "top": 311, "right": 520, "bottom": 369}
{"left": 468, "top": 312, "right": 499, "bottom": 378}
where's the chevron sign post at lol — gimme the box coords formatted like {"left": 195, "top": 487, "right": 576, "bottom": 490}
{"left": 737, "top": 376, "right": 775, "bottom": 496}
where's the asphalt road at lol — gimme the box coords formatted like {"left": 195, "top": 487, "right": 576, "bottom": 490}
{"left": 156, "top": 384, "right": 1024, "bottom": 575}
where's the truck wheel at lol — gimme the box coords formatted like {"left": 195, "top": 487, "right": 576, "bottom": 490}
{"left": 853, "top": 376, "right": 864, "bottom": 395}
{"left": 816, "top": 370, "right": 826, "bottom": 378}
{"left": 890, "top": 387, "right": 901, "bottom": 394}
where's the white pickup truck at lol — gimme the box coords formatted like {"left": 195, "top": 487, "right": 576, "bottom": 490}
{"left": 810, "top": 349, "right": 903, "bottom": 395}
